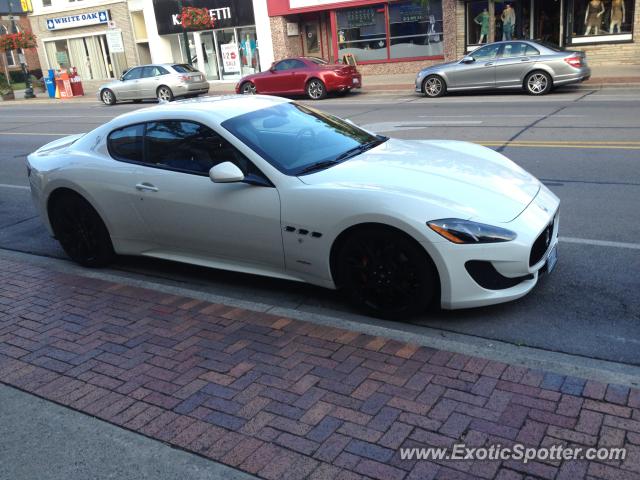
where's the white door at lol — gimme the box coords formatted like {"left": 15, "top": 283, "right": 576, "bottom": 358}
{"left": 131, "top": 120, "right": 284, "bottom": 270}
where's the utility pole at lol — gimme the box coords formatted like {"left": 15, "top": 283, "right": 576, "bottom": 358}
{"left": 8, "top": 0, "right": 34, "bottom": 98}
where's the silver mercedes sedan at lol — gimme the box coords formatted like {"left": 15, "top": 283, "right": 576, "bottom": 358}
{"left": 98, "top": 63, "right": 210, "bottom": 105}
{"left": 415, "top": 40, "right": 591, "bottom": 97}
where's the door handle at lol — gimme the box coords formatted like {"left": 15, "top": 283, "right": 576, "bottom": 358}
{"left": 485, "top": 62, "right": 494, "bottom": 66}
{"left": 520, "top": 57, "right": 530, "bottom": 61}
{"left": 135, "top": 182, "right": 158, "bottom": 192}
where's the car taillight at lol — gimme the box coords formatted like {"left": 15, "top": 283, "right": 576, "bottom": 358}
{"left": 564, "top": 56, "right": 582, "bottom": 68}
{"left": 179, "top": 75, "right": 190, "bottom": 82}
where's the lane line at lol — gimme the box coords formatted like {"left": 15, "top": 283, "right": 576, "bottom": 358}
{"left": 480, "top": 143, "right": 640, "bottom": 150}
{"left": 0, "top": 184, "right": 30, "bottom": 190}
{"left": 418, "top": 114, "right": 585, "bottom": 118}
{"left": 560, "top": 237, "right": 640, "bottom": 250}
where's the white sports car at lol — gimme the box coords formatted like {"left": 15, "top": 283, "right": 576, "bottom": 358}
{"left": 27, "top": 96, "right": 559, "bottom": 318}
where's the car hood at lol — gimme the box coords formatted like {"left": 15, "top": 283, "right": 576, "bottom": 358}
{"left": 421, "top": 60, "right": 459, "bottom": 72}
{"left": 298, "top": 139, "right": 540, "bottom": 223}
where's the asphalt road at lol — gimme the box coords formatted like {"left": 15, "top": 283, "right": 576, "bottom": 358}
{"left": 0, "top": 86, "right": 638, "bottom": 368}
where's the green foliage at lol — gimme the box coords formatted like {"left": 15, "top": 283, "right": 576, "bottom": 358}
{"left": 0, "top": 73, "right": 12, "bottom": 95}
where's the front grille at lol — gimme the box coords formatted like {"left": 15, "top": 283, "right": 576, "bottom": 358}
{"left": 529, "top": 217, "right": 555, "bottom": 266}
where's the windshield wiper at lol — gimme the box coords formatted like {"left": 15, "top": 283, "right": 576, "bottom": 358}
{"left": 334, "top": 137, "right": 388, "bottom": 162}
{"left": 297, "top": 160, "right": 342, "bottom": 175}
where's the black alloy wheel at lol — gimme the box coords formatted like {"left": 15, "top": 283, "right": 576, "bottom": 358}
{"left": 337, "top": 228, "right": 437, "bottom": 319}
{"left": 49, "top": 193, "right": 115, "bottom": 267}
{"left": 241, "top": 82, "right": 257, "bottom": 94}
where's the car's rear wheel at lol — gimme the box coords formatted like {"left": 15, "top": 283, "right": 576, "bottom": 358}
{"left": 240, "top": 82, "right": 256, "bottom": 94}
{"left": 525, "top": 71, "right": 552, "bottom": 95}
{"left": 101, "top": 88, "right": 116, "bottom": 105}
{"left": 335, "top": 227, "right": 437, "bottom": 319}
{"left": 157, "top": 85, "right": 174, "bottom": 102}
{"left": 422, "top": 75, "right": 446, "bottom": 98}
{"left": 306, "top": 79, "right": 326, "bottom": 100}
{"left": 49, "top": 192, "right": 115, "bottom": 268}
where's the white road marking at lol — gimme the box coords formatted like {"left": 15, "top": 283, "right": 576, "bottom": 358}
{"left": 418, "top": 114, "right": 584, "bottom": 118}
{"left": 0, "top": 183, "right": 30, "bottom": 191}
{"left": 560, "top": 236, "right": 640, "bottom": 250}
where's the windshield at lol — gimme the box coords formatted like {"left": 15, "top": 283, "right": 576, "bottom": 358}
{"left": 306, "top": 57, "right": 328, "bottom": 65}
{"left": 172, "top": 64, "right": 197, "bottom": 73}
{"left": 221, "top": 103, "right": 383, "bottom": 175}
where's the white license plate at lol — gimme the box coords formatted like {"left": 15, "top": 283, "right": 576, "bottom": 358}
{"left": 352, "top": 78, "right": 359, "bottom": 84}
{"left": 546, "top": 244, "right": 558, "bottom": 273}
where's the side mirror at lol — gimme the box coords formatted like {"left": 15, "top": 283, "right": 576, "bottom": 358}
{"left": 462, "top": 55, "right": 475, "bottom": 63}
{"left": 209, "top": 162, "right": 244, "bottom": 183}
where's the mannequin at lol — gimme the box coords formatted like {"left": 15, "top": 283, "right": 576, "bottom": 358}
{"left": 584, "top": 0, "right": 605, "bottom": 35}
{"left": 609, "top": 0, "right": 625, "bottom": 33}
{"left": 501, "top": 4, "right": 516, "bottom": 40}
{"left": 474, "top": 8, "right": 490, "bottom": 43}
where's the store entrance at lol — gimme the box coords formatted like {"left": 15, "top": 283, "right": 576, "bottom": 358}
{"left": 534, "top": 0, "right": 562, "bottom": 45}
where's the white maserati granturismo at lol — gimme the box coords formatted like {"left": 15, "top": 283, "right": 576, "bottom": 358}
{"left": 27, "top": 95, "right": 559, "bottom": 319}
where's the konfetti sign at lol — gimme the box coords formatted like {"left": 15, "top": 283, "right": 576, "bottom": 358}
{"left": 152, "top": 0, "right": 254, "bottom": 35}
{"left": 46, "top": 10, "right": 109, "bottom": 31}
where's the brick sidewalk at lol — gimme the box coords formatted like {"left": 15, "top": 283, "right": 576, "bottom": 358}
{"left": 0, "top": 257, "right": 638, "bottom": 480}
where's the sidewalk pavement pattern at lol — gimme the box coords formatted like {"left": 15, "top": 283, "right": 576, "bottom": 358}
{"left": 0, "top": 257, "right": 639, "bottom": 480}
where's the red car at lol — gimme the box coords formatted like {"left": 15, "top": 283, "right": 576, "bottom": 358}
{"left": 235, "top": 56, "right": 362, "bottom": 100}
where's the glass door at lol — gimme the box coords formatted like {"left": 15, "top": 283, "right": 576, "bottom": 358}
{"left": 303, "top": 21, "right": 321, "bottom": 56}
{"left": 215, "top": 28, "right": 241, "bottom": 80}
{"left": 200, "top": 32, "right": 220, "bottom": 80}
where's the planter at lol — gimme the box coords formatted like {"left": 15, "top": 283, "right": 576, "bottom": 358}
{"left": 0, "top": 91, "right": 15, "bottom": 101}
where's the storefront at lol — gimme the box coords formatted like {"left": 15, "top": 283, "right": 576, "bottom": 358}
{"left": 151, "top": 0, "right": 266, "bottom": 80}
{"left": 267, "top": 0, "right": 458, "bottom": 74}
{"left": 30, "top": 2, "right": 138, "bottom": 86}
{"left": 461, "top": 0, "right": 638, "bottom": 63}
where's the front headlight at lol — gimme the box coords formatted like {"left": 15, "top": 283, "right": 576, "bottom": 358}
{"left": 427, "top": 219, "right": 517, "bottom": 244}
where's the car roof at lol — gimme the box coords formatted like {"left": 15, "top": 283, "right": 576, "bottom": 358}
{"left": 108, "top": 95, "right": 292, "bottom": 126}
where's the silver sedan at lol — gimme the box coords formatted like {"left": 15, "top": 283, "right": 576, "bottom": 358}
{"left": 98, "top": 63, "right": 210, "bottom": 105}
{"left": 415, "top": 40, "right": 591, "bottom": 97}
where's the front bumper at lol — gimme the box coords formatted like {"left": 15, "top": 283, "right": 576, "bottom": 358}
{"left": 426, "top": 186, "right": 560, "bottom": 309}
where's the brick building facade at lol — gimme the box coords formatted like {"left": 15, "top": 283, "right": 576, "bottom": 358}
{"left": 0, "top": 15, "right": 42, "bottom": 80}
{"left": 267, "top": 0, "right": 639, "bottom": 73}
{"left": 28, "top": 0, "right": 139, "bottom": 93}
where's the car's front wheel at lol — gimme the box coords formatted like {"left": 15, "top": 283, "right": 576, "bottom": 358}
{"left": 525, "top": 71, "right": 552, "bottom": 95}
{"left": 422, "top": 75, "right": 446, "bottom": 98}
{"left": 306, "top": 79, "right": 327, "bottom": 100}
{"left": 49, "top": 192, "right": 115, "bottom": 268}
{"left": 240, "top": 82, "right": 256, "bottom": 94}
{"left": 336, "top": 227, "right": 438, "bottom": 319}
{"left": 101, "top": 88, "right": 116, "bottom": 105}
{"left": 157, "top": 85, "right": 174, "bottom": 102}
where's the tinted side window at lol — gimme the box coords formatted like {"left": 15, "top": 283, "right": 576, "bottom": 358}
{"left": 274, "top": 60, "right": 292, "bottom": 71}
{"left": 288, "top": 60, "right": 306, "bottom": 69}
{"left": 525, "top": 45, "right": 540, "bottom": 56}
{"left": 108, "top": 124, "right": 144, "bottom": 162}
{"left": 157, "top": 66, "right": 169, "bottom": 75}
{"left": 501, "top": 43, "right": 528, "bottom": 58}
{"left": 142, "top": 66, "right": 163, "bottom": 77}
{"left": 123, "top": 67, "right": 142, "bottom": 81}
{"left": 472, "top": 44, "right": 501, "bottom": 60}
{"left": 172, "top": 64, "right": 197, "bottom": 73}
{"left": 145, "top": 121, "right": 259, "bottom": 176}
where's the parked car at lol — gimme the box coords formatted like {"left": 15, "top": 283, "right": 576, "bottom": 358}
{"left": 415, "top": 40, "right": 591, "bottom": 97}
{"left": 235, "top": 57, "right": 362, "bottom": 100}
{"left": 98, "top": 63, "right": 209, "bottom": 105}
{"left": 27, "top": 95, "right": 559, "bottom": 319}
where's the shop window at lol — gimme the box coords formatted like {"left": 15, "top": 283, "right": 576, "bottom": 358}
{"left": 44, "top": 35, "right": 126, "bottom": 80}
{"left": 467, "top": 1, "right": 490, "bottom": 45}
{"left": 5, "top": 50, "right": 16, "bottom": 67}
{"left": 42, "top": 0, "right": 51, "bottom": 6}
{"left": 388, "top": 0, "right": 443, "bottom": 59}
{"left": 570, "top": 0, "right": 633, "bottom": 42}
{"left": 238, "top": 27, "right": 259, "bottom": 76}
{"left": 337, "top": 4, "right": 388, "bottom": 61}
